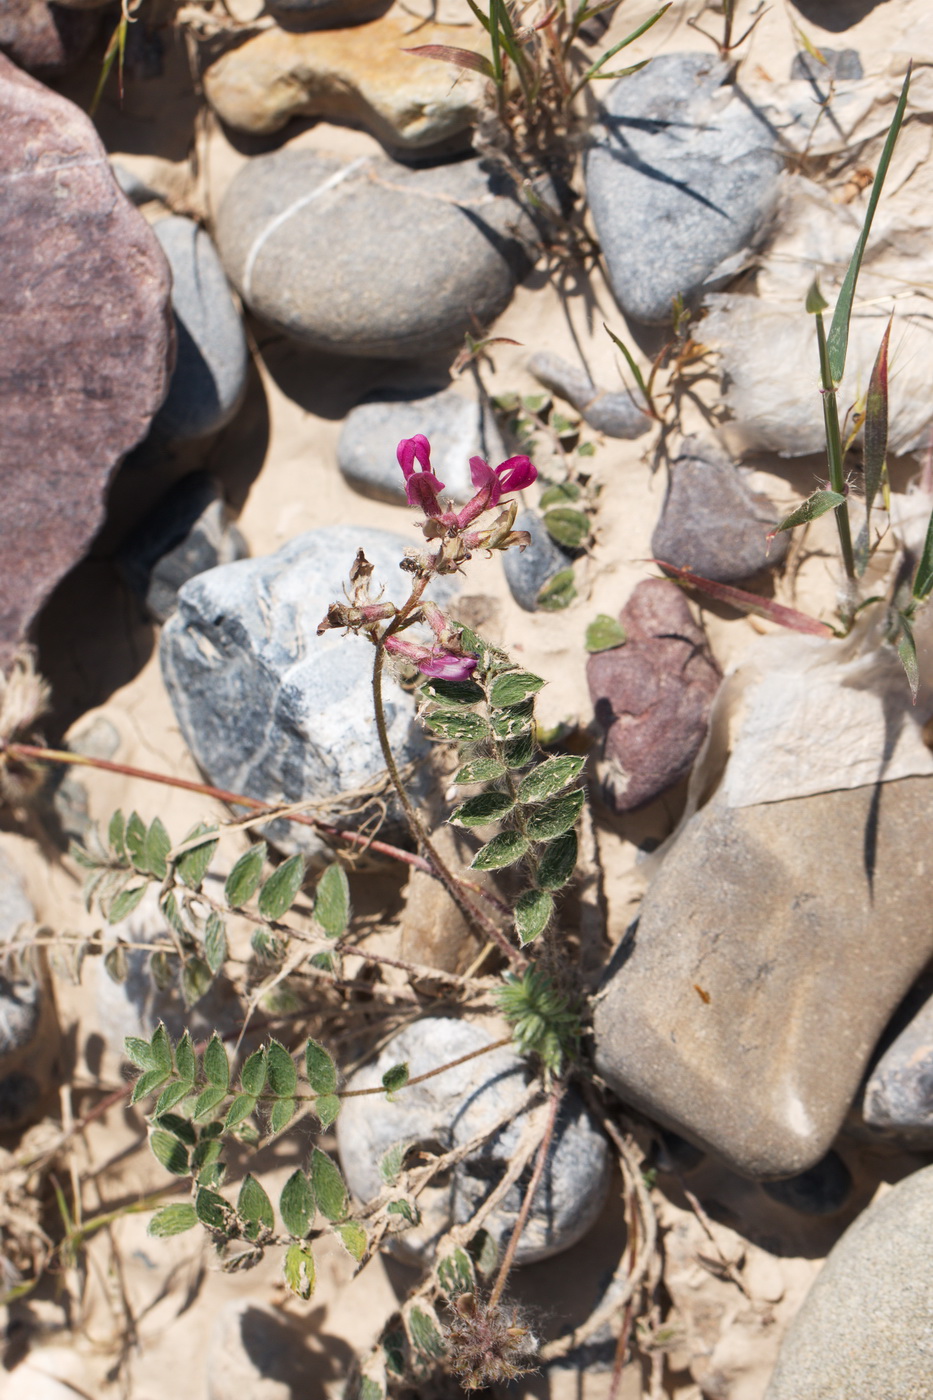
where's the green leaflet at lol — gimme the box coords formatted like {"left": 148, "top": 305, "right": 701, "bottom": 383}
{"left": 514, "top": 889, "right": 553, "bottom": 945}
{"left": 449, "top": 791, "right": 515, "bottom": 827}
{"left": 524, "top": 788, "right": 585, "bottom": 840}
{"left": 224, "top": 844, "right": 267, "bottom": 908}
{"left": 517, "top": 754, "right": 585, "bottom": 803}
{"left": 535, "top": 830, "right": 578, "bottom": 890}
{"left": 471, "top": 831, "right": 530, "bottom": 871}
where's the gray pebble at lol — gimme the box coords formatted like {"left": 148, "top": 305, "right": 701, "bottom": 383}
{"left": 502, "top": 510, "right": 572, "bottom": 612}
{"left": 651, "top": 436, "right": 788, "bottom": 582}
{"left": 215, "top": 151, "right": 537, "bottom": 359}
{"left": 765, "top": 1163, "right": 933, "bottom": 1399}
{"left": 119, "top": 473, "right": 248, "bottom": 623}
{"left": 338, "top": 388, "right": 505, "bottom": 505}
{"left": 585, "top": 53, "right": 782, "bottom": 324}
{"left": 160, "top": 525, "right": 454, "bottom": 859}
{"left": 528, "top": 351, "right": 653, "bottom": 439}
{"left": 790, "top": 47, "right": 863, "bottom": 81}
{"left": 0, "top": 848, "right": 58, "bottom": 1129}
{"left": 336, "top": 1017, "right": 611, "bottom": 1265}
{"left": 863, "top": 986, "right": 933, "bottom": 1144}
{"left": 152, "top": 216, "right": 248, "bottom": 442}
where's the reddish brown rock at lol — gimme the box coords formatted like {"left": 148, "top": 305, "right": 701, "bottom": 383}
{"left": 587, "top": 578, "right": 720, "bottom": 812}
{"left": 0, "top": 0, "right": 100, "bottom": 75}
{"left": 0, "top": 57, "right": 174, "bottom": 669}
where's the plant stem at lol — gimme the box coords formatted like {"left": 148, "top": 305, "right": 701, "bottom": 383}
{"left": 371, "top": 631, "right": 527, "bottom": 970}
{"left": 488, "top": 1082, "right": 565, "bottom": 1308}
{"left": 816, "top": 310, "right": 856, "bottom": 583}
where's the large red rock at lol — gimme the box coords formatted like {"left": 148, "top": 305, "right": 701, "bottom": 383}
{"left": 0, "top": 57, "right": 174, "bottom": 668}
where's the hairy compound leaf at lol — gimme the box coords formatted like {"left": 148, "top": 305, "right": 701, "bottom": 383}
{"left": 449, "top": 791, "right": 515, "bottom": 827}
{"left": 314, "top": 1094, "right": 341, "bottom": 1129}
{"left": 225, "top": 844, "right": 267, "bottom": 909}
{"left": 196, "top": 1187, "right": 228, "bottom": 1229}
{"left": 454, "top": 757, "right": 506, "bottom": 784}
{"left": 150, "top": 1023, "right": 173, "bottom": 1075}
{"left": 504, "top": 733, "right": 536, "bottom": 769}
{"left": 586, "top": 614, "right": 626, "bottom": 652}
{"left": 536, "top": 830, "right": 578, "bottom": 890}
{"left": 773, "top": 490, "right": 845, "bottom": 534}
{"left": 194, "top": 1139, "right": 225, "bottom": 1188}
{"left": 181, "top": 957, "right": 212, "bottom": 1007}
{"left": 491, "top": 700, "right": 535, "bottom": 739}
{"left": 420, "top": 677, "right": 484, "bottom": 706}
{"left": 131, "top": 1066, "right": 171, "bottom": 1104}
{"left": 280, "top": 1169, "right": 314, "bottom": 1238}
{"left": 305, "top": 1039, "right": 337, "bottom": 1096}
{"left": 544, "top": 507, "right": 589, "bottom": 550}
{"left": 423, "top": 709, "right": 488, "bottom": 742}
{"left": 124, "top": 1035, "right": 154, "bottom": 1071}
{"left": 224, "top": 1093, "right": 257, "bottom": 1131}
{"left": 270, "top": 1097, "right": 297, "bottom": 1135}
{"left": 518, "top": 754, "right": 585, "bottom": 803}
{"left": 335, "top": 1221, "right": 367, "bottom": 1261}
{"left": 125, "top": 811, "right": 147, "bottom": 871}
{"left": 144, "top": 817, "right": 171, "bottom": 881}
{"left": 539, "top": 481, "right": 581, "bottom": 509}
{"left": 311, "top": 1147, "right": 348, "bottom": 1222}
{"left": 437, "top": 1247, "right": 475, "bottom": 1296}
{"left": 240, "top": 1047, "right": 267, "bottom": 1097}
{"left": 315, "top": 863, "right": 350, "bottom": 938}
{"left": 471, "top": 830, "right": 530, "bottom": 871}
{"left": 238, "top": 1173, "right": 274, "bottom": 1238}
{"left": 382, "top": 1063, "right": 409, "bottom": 1095}
{"left": 148, "top": 1204, "right": 198, "bottom": 1238}
{"left": 525, "top": 788, "right": 585, "bottom": 840}
{"left": 201, "top": 913, "right": 228, "bottom": 977}
{"left": 155, "top": 1080, "right": 191, "bottom": 1116}
{"left": 284, "top": 1241, "right": 316, "bottom": 1299}
{"left": 107, "top": 884, "right": 147, "bottom": 925}
{"left": 406, "top": 1304, "right": 446, "bottom": 1360}
{"left": 175, "top": 1030, "right": 196, "bottom": 1084}
{"left": 176, "top": 824, "right": 219, "bottom": 890}
{"left": 193, "top": 1084, "right": 227, "bottom": 1120}
{"left": 108, "top": 810, "right": 126, "bottom": 861}
{"left": 258, "top": 854, "right": 305, "bottom": 922}
{"left": 514, "top": 889, "right": 554, "bottom": 945}
{"left": 537, "top": 568, "right": 576, "bottom": 610}
{"left": 149, "top": 1129, "right": 189, "bottom": 1176}
{"left": 203, "top": 1033, "right": 229, "bottom": 1090}
{"left": 489, "top": 671, "right": 545, "bottom": 708}
{"left": 266, "top": 1040, "right": 298, "bottom": 1097}
{"left": 154, "top": 1112, "right": 195, "bottom": 1146}
{"left": 380, "top": 1141, "right": 410, "bottom": 1186}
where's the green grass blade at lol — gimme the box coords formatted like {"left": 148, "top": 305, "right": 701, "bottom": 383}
{"left": 571, "top": 3, "right": 670, "bottom": 98}
{"left": 604, "top": 323, "right": 657, "bottom": 418}
{"left": 856, "top": 317, "right": 891, "bottom": 574}
{"left": 89, "top": 13, "right": 128, "bottom": 118}
{"left": 827, "top": 65, "right": 911, "bottom": 385}
{"left": 912, "top": 506, "right": 933, "bottom": 603}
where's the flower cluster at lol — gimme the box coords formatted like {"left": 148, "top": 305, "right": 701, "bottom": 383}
{"left": 319, "top": 436, "right": 538, "bottom": 680}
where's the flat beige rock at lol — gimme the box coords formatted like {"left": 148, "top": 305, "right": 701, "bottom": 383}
{"left": 202, "top": 10, "right": 488, "bottom": 145}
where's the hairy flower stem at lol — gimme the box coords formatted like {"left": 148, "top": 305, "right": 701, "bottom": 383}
{"left": 487, "top": 1082, "right": 565, "bottom": 1309}
{"left": 0, "top": 740, "right": 508, "bottom": 919}
{"left": 371, "top": 638, "right": 527, "bottom": 971}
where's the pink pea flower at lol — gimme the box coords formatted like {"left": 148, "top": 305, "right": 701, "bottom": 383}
{"left": 455, "top": 454, "right": 537, "bottom": 528}
{"left": 397, "top": 435, "right": 446, "bottom": 517}
{"left": 384, "top": 635, "right": 478, "bottom": 680}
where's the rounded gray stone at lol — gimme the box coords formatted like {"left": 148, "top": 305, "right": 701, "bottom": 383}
{"left": 765, "top": 1164, "right": 933, "bottom": 1399}
{"left": 502, "top": 509, "right": 572, "bottom": 612}
{"left": 215, "top": 151, "right": 536, "bottom": 359}
{"left": 338, "top": 388, "right": 505, "bottom": 505}
{"left": 652, "top": 436, "right": 788, "bottom": 583}
{"left": 159, "top": 525, "right": 453, "bottom": 859}
{"left": 336, "top": 1017, "right": 611, "bottom": 1265}
{"left": 528, "top": 351, "right": 652, "bottom": 440}
{"left": 0, "top": 848, "right": 58, "bottom": 1129}
{"left": 585, "top": 53, "right": 782, "bottom": 325}
{"left": 863, "top": 987, "right": 933, "bottom": 1144}
{"left": 152, "top": 216, "right": 248, "bottom": 441}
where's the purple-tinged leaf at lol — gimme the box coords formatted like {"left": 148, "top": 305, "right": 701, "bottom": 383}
{"left": 652, "top": 562, "right": 834, "bottom": 637}
{"left": 403, "top": 44, "right": 495, "bottom": 79}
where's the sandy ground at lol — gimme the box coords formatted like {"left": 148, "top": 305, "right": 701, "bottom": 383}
{"left": 3, "top": 1, "right": 933, "bottom": 1396}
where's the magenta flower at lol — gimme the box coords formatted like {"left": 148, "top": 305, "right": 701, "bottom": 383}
{"left": 455, "top": 453, "right": 538, "bottom": 528}
{"left": 397, "top": 435, "right": 446, "bottom": 517}
{"left": 384, "top": 635, "right": 478, "bottom": 680}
